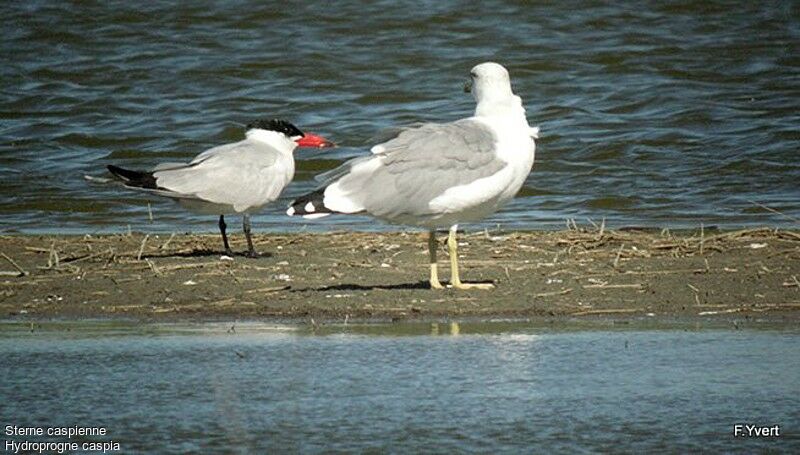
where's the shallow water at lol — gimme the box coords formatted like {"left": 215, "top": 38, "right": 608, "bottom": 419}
{"left": 1, "top": 1, "right": 798, "bottom": 234}
{"left": 0, "top": 321, "right": 798, "bottom": 452}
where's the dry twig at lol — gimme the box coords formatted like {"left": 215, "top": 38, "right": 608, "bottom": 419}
{"left": 137, "top": 234, "right": 150, "bottom": 261}
{"left": 0, "top": 253, "right": 28, "bottom": 277}
{"left": 613, "top": 244, "right": 625, "bottom": 269}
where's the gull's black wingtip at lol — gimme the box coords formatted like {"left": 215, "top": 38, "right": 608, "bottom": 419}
{"left": 287, "top": 188, "right": 333, "bottom": 217}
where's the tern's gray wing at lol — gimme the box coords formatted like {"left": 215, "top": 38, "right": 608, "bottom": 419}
{"left": 149, "top": 141, "right": 240, "bottom": 173}
{"left": 327, "top": 119, "right": 506, "bottom": 219}
{"left": 152, "top": 140, "right": 286, "bottom": 212}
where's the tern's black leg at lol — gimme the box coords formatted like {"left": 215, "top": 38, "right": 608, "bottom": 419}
{"left": 242, "top": 214, "right": 258, "bottom": 258}
{"left": 218, "top": 215, "right": 234, "bottom": 256}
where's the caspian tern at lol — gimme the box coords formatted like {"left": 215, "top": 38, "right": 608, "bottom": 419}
{"left": 287, "top": 62, "right": 538, "bottom": 289}
{"left": 108, "top": 119, "right": 334, "bottom": 257}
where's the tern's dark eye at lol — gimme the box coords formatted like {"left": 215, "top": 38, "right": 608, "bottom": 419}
{"left": 470, "top": 72, "right": 477, "bottom": 78}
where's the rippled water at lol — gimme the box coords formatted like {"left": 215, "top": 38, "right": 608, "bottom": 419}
{"left": 1, "top": 321, "right": 798, "bottom": 452}
{"left": 1, "top": 1, "right": 798, "bottom": 234}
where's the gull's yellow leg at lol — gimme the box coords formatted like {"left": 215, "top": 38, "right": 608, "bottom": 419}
{"left": 447, "top": 225, "right": 494, "bottom": 290}
{"left": 447, "top": 225, "right": 463, "bottom": 286}
{"left": 428, "top": 230, "right": 444, "bottom": 289}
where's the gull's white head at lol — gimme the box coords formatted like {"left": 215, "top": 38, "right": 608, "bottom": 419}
{"left": 465, "top": 62, "right": 524, "bottom": 118}
{"left": 466, "top": 62, "right": 513, "bottom": 104}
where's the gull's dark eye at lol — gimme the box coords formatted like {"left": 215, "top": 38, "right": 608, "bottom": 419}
{"left": 470, "top": 72, "right": 477, "bottom": 78}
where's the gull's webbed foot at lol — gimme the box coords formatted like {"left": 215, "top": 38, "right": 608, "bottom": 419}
{"left": 449, "top": 281, "right": 495, "bottom": 290}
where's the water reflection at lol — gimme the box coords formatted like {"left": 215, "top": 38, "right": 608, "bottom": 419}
{"left": 1, "top": 321, "right": 796, "bottom": 452}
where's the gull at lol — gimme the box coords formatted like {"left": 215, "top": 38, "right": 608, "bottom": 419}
{"left": 108, "top": 119, "right": 334, "bottom": 257}
{"left": 287, "top": 63, "right": 538, "bottom": 289}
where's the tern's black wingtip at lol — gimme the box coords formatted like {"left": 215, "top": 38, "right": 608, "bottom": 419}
{"left": 107, "top": 165, "right": 158, "bottom": 189}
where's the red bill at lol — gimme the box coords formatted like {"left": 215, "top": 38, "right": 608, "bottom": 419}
{"left": 295, "top": 133, "right": 335, "bottom": 148}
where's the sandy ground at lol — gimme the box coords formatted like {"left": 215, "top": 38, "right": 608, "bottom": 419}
{"left": 0, "top": 227, "right": 798, "bottom": 322}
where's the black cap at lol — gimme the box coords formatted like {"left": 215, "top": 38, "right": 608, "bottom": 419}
{"left": 246, "top": 119, "right": 304, "bottom": 137}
